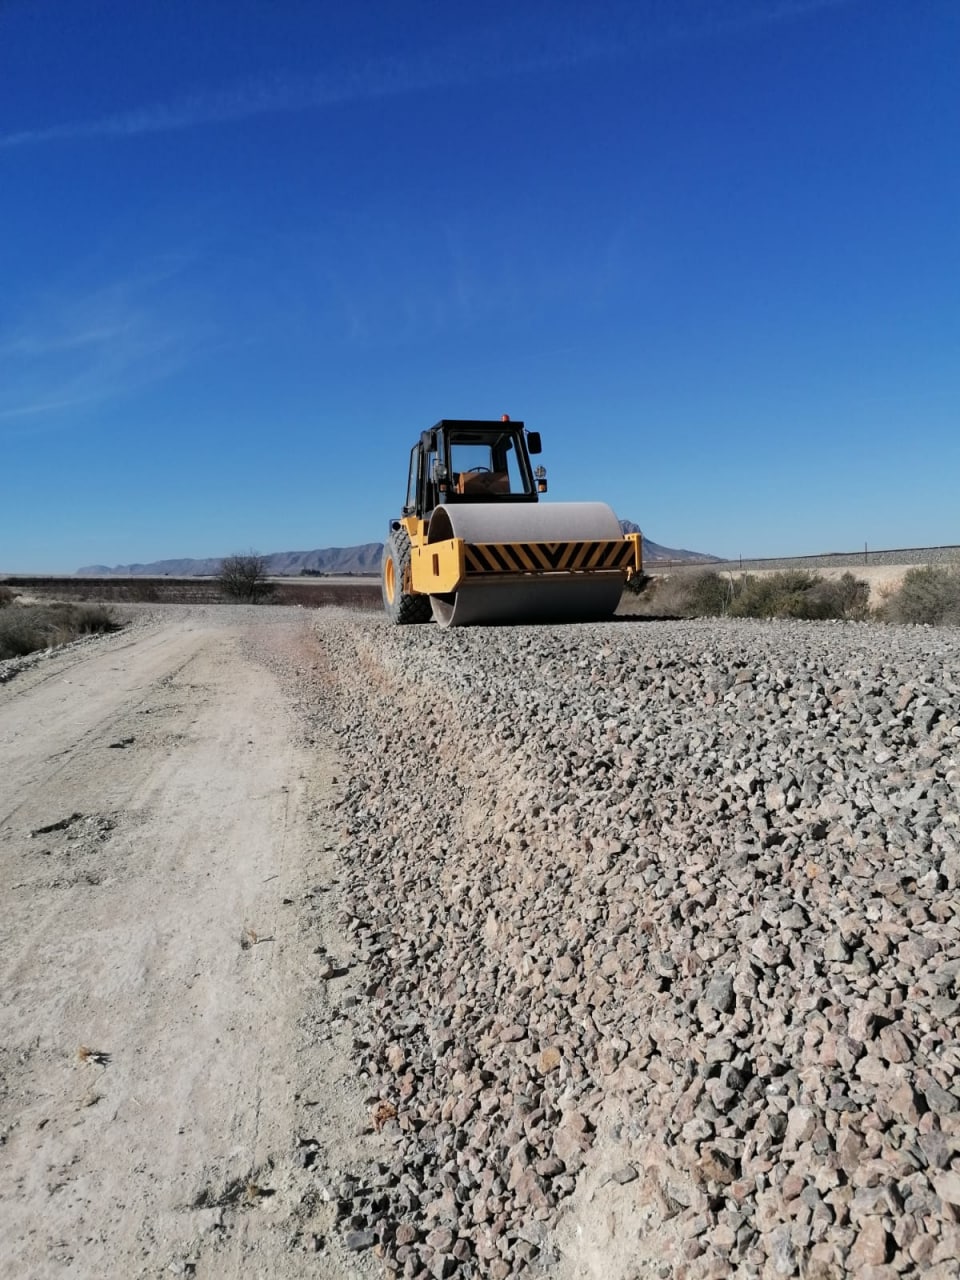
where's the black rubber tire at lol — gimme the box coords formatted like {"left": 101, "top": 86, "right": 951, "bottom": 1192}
{"left": 381, "top": 529, "right": 432, "bottom": 624}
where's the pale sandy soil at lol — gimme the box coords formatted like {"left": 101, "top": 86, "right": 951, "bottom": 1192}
{"left": 0, "top": 609, "right": 380, "bottom": 1280}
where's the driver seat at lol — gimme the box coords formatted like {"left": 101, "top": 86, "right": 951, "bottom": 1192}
{"left": 457, "top": 470, "right": 510, "bottom": 496}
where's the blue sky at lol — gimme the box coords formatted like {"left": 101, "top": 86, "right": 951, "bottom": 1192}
{"left": 1, "top": 0, "right": 957, "bottom": 570}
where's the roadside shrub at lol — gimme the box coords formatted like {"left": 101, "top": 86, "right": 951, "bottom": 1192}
{"left": 621, "top": 569, "right": 872, "bottom": 621}
{"left": 0, "top": 584, "right": 14, "bottom": 608}
{"left": 727, "top": 570, "right": 819, "bottom": 619}
{"left": 69, "top": 604, "right": 119, "bottom": 635}
{"left": 685, "top": 571, "right": 739, "bottom": 616}
{"left": 620, "top": 571, "right": 740, "bottom": 617}
{"left": 815, "top": 572, "right": 872, "bottom": 621}
{"left": 619, "top": 573, "right": 695, "bottom": 617}
{"left": 885, "top": 566, "right": 960, "bottom": 625}
{"left": 0, "top": 603, "right": 119, "bottom": 660}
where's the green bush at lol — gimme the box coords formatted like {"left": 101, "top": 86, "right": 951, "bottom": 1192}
{"left": 815, "top": 572, "right": 872, "bottom": 621}
{"left": 0, "top": 603, "right": 119, "bottom": 660}
{"left": 684, "top": 571, "right": 737, "bottom": 616}
{"left": 0, "top": 584, "right": 15, "bottom": 608}
{"left": 885, "top": 566, "right": 960, "bottom": 625}
{"left": 728, "top": 570, "right": 811, "bottom": 618}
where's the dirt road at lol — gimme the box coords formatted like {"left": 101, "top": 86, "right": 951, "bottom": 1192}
{"left": 0, "top": 608, "right": 378, "bottom": 1279}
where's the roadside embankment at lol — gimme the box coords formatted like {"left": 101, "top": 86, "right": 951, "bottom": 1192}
{"left": 675, "top": 546, "right": 960, "bottom": 574}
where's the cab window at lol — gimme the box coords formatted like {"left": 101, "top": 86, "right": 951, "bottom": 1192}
{"left": 448, "top": 432, "right": 532, "bottom": 497}
{"left": 404, "top": 445, "right": 418, "bottom": 511}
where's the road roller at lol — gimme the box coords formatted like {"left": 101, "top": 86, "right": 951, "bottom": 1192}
{"left": 382, "top": 417, "right": 642, "bottom": 627}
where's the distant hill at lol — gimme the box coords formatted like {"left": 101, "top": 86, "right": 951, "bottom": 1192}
{"left": 77, "top": 526, "right": 718, "bottom": 577}
{"left": 77, "top": 544, "right": 384, "bottom": 577}
{"left": 618, "top": 522, "right": 721, "bottom": 564}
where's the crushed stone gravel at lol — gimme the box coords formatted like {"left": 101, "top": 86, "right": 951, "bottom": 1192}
{"left": 301, "top": 611, "right": 960, "bottom": 1279}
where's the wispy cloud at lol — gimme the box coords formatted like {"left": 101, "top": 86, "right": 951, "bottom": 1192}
{"left": 0, "top": 0, "right": 858, "bottom": 150}
{"left": 0, "top": 322, "right": 136, "bottom": 360}
{"left": 0, "top": 259, "right": 209, "bottom": 430}
{"left": 4, "top": 79, "right": 349, "bottom": 149}
{"left": 0, "top": 393, "right": 99, "bottom": 421}
{"left": 0, "top": 58, "right": 474, "bottom": 150}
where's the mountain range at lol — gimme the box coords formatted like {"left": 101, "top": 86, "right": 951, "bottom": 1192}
{"left": 77, "top": 525, "right": 718, "bottom": 576}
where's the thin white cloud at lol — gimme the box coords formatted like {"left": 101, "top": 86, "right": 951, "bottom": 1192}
{"left": 0, "top": 60, "right": 461, "bottom": 150}
{"left": 0, "top": 323, "right": 136, "bottom": 359}
{"left": 0, "top": 262, "right": 210, "bottom": 431}
{"left": 0, "top": 0, "right": 859, "bottom": 150}
{"left": 0, "top": 392, "right": 106, "bottom": 421}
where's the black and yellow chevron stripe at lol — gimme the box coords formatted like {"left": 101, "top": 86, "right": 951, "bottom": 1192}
{"left": 464, "top": 539, "right": 635, "bottom": 576}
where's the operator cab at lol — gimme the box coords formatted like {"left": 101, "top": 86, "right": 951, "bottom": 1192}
{"left": 402, "top": 418, "right": 545, "bottom": 520}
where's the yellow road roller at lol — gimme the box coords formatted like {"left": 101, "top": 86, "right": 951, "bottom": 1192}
{"left": 382, "top": 417, "right": 642, "bottom": 626}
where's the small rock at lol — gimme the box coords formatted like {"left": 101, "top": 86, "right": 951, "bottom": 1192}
{"left": 704, "top": 973, "right": 735, "bottom": 1014}
{"left": 537, "top": 1046, "right": 562, "bottom": 1074}
{"left": 848, "top": 1218, "right": 890, "bottom": 1269}
{"left": 344, "top": 1229, "right": 377, "bottom": 1251}
{"left": 932, "top": 1170, "right": 960, "bottom": 1207}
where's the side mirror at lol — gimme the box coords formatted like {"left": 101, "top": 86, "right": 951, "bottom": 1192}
{"left": 527, "top": 431, "right": 542, "bottom": 454}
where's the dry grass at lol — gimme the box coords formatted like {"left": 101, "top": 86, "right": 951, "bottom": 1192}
{"left": 0, "top": 603, "right": 120, "bottom": 660}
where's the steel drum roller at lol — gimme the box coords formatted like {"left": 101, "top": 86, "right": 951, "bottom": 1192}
{"left": 426, "top": 502, "right": 626, "bottom": 627}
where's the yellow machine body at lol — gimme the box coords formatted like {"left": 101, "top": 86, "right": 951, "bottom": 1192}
{"left": 383, "top": 420, "right": 643, "bottom": 627}
{"left": 406, "top": 517, "right": 641, "bottom": 596}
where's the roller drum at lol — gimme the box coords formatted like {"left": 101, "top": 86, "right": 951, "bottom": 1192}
{"left": 427, "top": 501, "right": 626, "bottom": 628}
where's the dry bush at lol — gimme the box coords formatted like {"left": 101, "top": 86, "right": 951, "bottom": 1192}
{"left": 816, "top": 572, "right": 872, "bottom": 621}
{"left": 619, "top": 571, "right": 730, "bottom": 617}
{"left": 727, "top": 570, "right": 871, "bottom": 620}
{"left": 71, "top": 604, "right": 119, "bottom": 634}
{"left": 0, "top": 584, "right": 15, "bottom": 608}
{"left": 884, "top": 565, "right": 960, "bottom": 626}
{"left": 686, "top": 572, "right": 740, "bottom": 616}
{"left": 616, "top": 574, "right": 667, "bottom": 615}
{"left": 0, "top": 603, "right": 119, "bottom": 660}
{"left": 218, "top": 552, "right": 273, "bottom": 604}
{"left": 622, "top": 569, "right": 871, "bottom": 621}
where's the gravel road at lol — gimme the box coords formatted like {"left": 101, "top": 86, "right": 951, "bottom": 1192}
{"left": 2, "top": 606, "right": 959, "bottom": 1280}
{"left": 307, "top": 610, "right": 960, "bottom": 1279}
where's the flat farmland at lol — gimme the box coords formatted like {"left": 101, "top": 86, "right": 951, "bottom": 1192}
{"left": 1, "top": 576, "right": 382, "bottom": 609}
